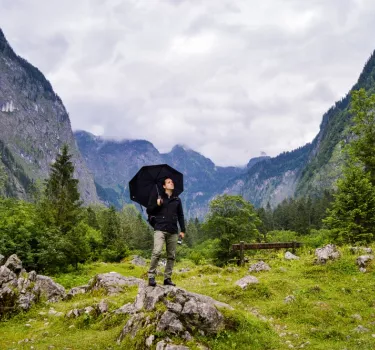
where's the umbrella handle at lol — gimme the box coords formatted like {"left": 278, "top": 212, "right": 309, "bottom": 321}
{"left": 155, "top": 184, "right": 163, "bottom": 205}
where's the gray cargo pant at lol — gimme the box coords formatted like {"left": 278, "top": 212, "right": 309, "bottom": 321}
{"left": 148, "top": 230, "right": 178, "bottom": 280}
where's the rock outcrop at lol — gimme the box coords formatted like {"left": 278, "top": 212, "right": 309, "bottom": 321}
{"left": 315, "top": 244, "right": 340, "bottom": 264}
{"left": 0, "top": 254, "right": 66, "bottom": 317}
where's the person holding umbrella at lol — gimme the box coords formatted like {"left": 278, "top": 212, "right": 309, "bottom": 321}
{"left": 128, "top": 164, "right": 186, "bottom": 287}
{"left": 146, "top": 177, "right": 185, "bottom": 287}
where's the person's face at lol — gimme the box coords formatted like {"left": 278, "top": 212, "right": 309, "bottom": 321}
{"left": 163, "top": 178, "right": 174, "bottom": 191}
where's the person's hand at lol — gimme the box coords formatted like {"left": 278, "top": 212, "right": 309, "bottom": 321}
{"left": 157, "top": 198, "right": 163, "bottom": 206}
{"left": 179, "top": 232, "right": 185, "bottom": 239}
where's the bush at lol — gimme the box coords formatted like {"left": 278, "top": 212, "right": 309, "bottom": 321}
{"left": 187, "top": 239, "right": 221, "bottom": 265}
{"left": 300, "top": 229, "right": 332, "bottom": 248}
{"left": 266, "top": 230, "right": 299, "bottom": 242}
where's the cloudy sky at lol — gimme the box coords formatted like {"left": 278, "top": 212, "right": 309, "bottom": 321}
{"left": 1, "top": 0, "right": 375, "bottom": 166}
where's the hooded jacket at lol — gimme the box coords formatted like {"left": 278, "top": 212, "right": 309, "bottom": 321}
{"left": 147, "top": 191, "right": 186, "bottom": 234}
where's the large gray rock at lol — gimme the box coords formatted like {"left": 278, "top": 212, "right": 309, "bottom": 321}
{"left": 65, "top": 285, "right": 90, "bottom": 300}
{"left": 117, "top": 284, "right": 228, "bottom": 346}
{"left": 157, "top": 311, "right": 182, "bottom": 333}
{"left": 117, "top": 313, "right": 148, "bottom": 343}
{"left": 181, "top": 299, "right": 224, "bottom": 333}
{"left": 249, "top": 261, "right": 271, "bottom": 272}
{"left": 131, "top": 255, "right": 147, "bottom": 266}
{"left": 33, "top": 275, "right": 66, "bottom": 302}
{"left": 235, "top": 275, "right": 259, "bottom": 289}
{"left": 4, "top": 254, "right": 22, "bottom": 274}
{"left": 350, "top": 247, "right": 373, "bottom": 254}
{"left": 356, "top": 255, "right": 374, "bottom": 268}
{"left": 315, "top": 244, "right": 340, "bottom": 264}
{"left": 0, "top": 254, "right": 5, "bottom": 265}
{"left": 285, "top": 251, "right": 300, "bottom": 260}
{"left": 89, "top": 273, "right": 145, "bottom": 295}
{"left": 0, "top": 266, "right": 17, "bottom": 287}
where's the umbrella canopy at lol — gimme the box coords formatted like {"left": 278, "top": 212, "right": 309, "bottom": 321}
{"left": 129, "top": 164, "right": 184, "bottom": 207}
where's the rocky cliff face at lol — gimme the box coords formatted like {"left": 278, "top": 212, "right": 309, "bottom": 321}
{"left": 296, "top": 51, "right": 375, "bottom": 197}
{"left": 222, "top": 144, "right": 311, "bottom": 208}
{"left": 0, "top": 29, "right": 98, "bottom": 203}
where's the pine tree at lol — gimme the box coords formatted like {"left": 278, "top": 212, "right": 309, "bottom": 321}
{"left": 324, "top": 161, "right": 375, "bottom": 244}
{"left": 44, "top": 144, "right": 82, "bottom": 234}
{"left": 324, "top": 89, "right": 375, "bottom": 244}
{"left": 349, "top": 89, "right": 375, "bottom": 184}
{"left": 38, "top": 144, "right": 87, "bottom": 271}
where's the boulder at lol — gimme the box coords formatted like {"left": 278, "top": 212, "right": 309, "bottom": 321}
{"left": 350, "top": 247, "right": 373, "bottom": 254}
{"left": 356, "top": 255, "right": 373, "bottom": 268}
{"left": 0, "top": 254, "right": 5, "bottom": 265}
{"left": 4, "top": 254, "right": 22, "bottom": 274}
{"left": 284, "top": 251, "right": 300, "bottom": 260}
{"left": 235, "top": 275, "right": 259, "bottom": 289}
{"left": 89, "top": 273, "right": 145, "bottom": 295}
{"left": 65, "top": 285, "right": 90, "bottom": 300}
{"left": 131, "top": 255, "right": 147, "bottom": 266}
{"left": 98, "top": 299, "right": 109, "bottom": 314}
{"left": 0, "top": 266, "right": 17, "bottom": 287}
{"left": 117, "top": 284, "right": 229, "bottom": 346}
{"left": 315, "top": 244, "right": 340, "bottom": 264}
{"left": 33, "top": 275, "right": 66, "bottom": 302}
{"left": 248, "top": 261, "right": 271, "bottom": 272}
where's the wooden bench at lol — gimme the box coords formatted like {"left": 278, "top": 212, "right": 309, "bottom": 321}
{"left": 232, "top": 241, "right": 303, "bottom": 266}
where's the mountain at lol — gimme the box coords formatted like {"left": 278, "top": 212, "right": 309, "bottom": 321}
{"left": 0, "top": 29, "right": 98, "bottom": 203}
{"left": 75, "top": 131, "right": 245, "bottom": 217}
{"left": 226, "top": 50, "right": 375, "bottom": 207}
{"left": 296, "top": 51, "right": 375, "bottom": 197}
{"left": 225, "top": 144, "right": 312, "bottom": 207}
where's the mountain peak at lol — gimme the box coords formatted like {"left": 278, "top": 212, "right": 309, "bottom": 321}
{"left": 172, "top": 144, "right": 191, "bottom": 152}
{"left": 0, "top": 28, "right": 11, "bottom": 52}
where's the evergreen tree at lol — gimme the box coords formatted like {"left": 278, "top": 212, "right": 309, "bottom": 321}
{"left": 100, "top": 205, "right": 128, "bottom": 261}
{"left": 44, "top": 144, "right": 82, "bottom": 234}
{"left": 38, "top": 145, "right": 88, "bottom": 271}
{"left": 324, "top": 161, "right": 375, "bottom": 244}
{"left": 349, "top": 89, "right": 375, "bottom": 184}
{"left": 324, "top": 89, "right": 375, "bottom": 244}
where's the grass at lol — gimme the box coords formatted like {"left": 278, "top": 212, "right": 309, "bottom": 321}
{"left": 1, "top": 247, "right": 375, "bottom": 349}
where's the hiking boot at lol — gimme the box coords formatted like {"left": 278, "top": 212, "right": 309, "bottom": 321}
{"left": 163, "top": 278, "right": 176, "bottom": 286}
{"left": 148, "top": 278, "right": 156, "bottom": 287}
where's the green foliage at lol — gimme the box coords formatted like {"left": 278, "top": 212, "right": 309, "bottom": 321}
{"left": 119, "top": 204, "right": 153, "bottom": 252}
{"left": 266, "top": 230, "right": 299, "bottom": 243}
{"left": 324, "top": 163, "right": 375, "bottom": 244}
{"left": 0, "top": 159, "right": 7, "bottom": 195}
{"left": 270, "top": 191, "right": 334, "bottom": 235}
{"left": 349, "top": 89, "right": 375, "bottom": 184}
{"left": 299, "top": 229, "right": 332, "bottom": 248}
{"left": 0, "top": 198, "right": 44, "bottom": 270}
{"left": 35, "top": 145, "right": 94, "bottom": 272}
{"left": 43, "top": 144, "right": 82, "bottom": 234}
{"left": 203, "top": 195, "right": 260, "bottom": 265}
{"left": 324, "top": 90, "right": 375, "bottom": 244}
{"left": 99, "top": 206, "right": 129, "bottom": 262}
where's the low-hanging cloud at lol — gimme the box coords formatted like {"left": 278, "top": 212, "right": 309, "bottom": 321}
{"left": 1, "top": 0, "right": 375, "bottom": 166}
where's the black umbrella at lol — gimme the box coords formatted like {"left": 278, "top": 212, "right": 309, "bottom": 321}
{"left": 129, "top": 164, "right": 184, "bottom": 207}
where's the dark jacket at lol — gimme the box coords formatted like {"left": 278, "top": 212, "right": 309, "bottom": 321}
{"left": 147, "top": 191, "right": 186, "bottom": 234}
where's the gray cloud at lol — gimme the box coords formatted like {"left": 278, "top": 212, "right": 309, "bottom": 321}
{"left": 1, "top": 0, "right": 375, "bottom": 166}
